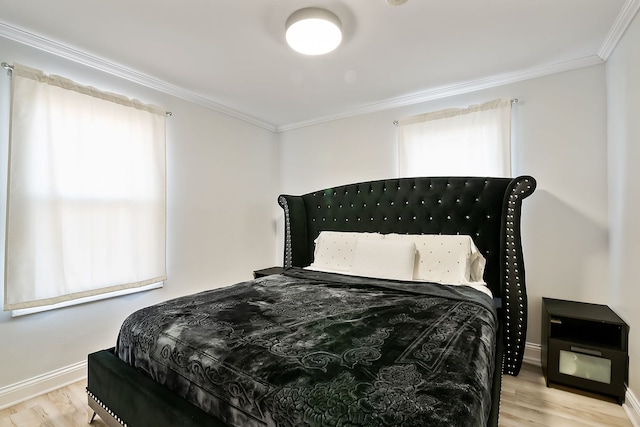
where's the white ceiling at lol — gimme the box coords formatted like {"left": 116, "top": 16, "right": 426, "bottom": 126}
{"left": 0, "top": 0, "right": 635, "bottom": 131}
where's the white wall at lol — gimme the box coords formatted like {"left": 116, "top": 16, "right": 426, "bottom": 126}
{"left": 280, "top": 64, "right": 610, "bottom": 353}
{"left": 607, "top": 9, "right": 640, "bottom": 405}
{"left": 0, "top": 36, "right": 279, "bottom": 390}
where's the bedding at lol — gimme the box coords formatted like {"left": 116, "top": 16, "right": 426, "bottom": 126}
{"left": 116, "top": 267, "right": 497, "bottom": 427}
{"left": 308, "top": 231, "right": 490, "bottom": 296}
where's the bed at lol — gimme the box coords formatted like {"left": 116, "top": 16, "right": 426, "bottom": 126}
{"left": 87, "top": 175, "right": 535, "bottom": 427}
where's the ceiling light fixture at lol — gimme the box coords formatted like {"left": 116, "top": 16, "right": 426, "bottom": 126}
{"left": 285, "top": 8, "right": 342, "bottom": 55}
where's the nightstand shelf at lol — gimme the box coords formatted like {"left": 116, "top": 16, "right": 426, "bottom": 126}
{"left": 541, "top": 298, "right": 629, "bottom": 404}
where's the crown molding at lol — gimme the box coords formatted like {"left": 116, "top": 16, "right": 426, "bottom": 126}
{"left": 1, "top": 10, "right": 629, "bottom": 135}
{"left": 276, "top": 55, "right": 604, "bottom": 132}
{"left": 0, "top": 22, "right": 277, "bottom": 132}
{"left": 598, "top": 0, "right": 640, "bottom": 60}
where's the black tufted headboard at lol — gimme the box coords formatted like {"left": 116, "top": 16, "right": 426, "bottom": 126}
{"left": 278, "top": 175, "right": 535, "bottom": 375}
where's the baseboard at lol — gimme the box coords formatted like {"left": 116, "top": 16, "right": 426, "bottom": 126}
{"left": 0, "top": 361, "right": 87, "bottom": 410}
{"left": 523, "top": 341, "right": 542, "bottom": 366}
{"left": 625, "top": 387, "right": 640, "bottom": 427}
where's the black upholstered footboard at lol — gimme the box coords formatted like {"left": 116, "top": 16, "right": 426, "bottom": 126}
{"left": 87, "top": 348, "right": 226, "bottom": 427}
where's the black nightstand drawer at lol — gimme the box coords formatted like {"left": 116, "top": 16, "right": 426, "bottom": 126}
{"left": 548, "top": 338, "right": 627, "bottom": 400}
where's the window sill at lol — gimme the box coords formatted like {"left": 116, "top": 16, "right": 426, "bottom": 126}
{"left": 11, "top": 281, "right": 163, "bottom": 317}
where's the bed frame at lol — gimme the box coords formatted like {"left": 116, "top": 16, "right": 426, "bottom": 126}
{"left": 87, "top": 175, "right": 535, "bottom": 427}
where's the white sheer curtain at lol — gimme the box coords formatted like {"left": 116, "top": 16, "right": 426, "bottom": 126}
{"left": 4, "top": 63, "right": 166, "bottom": 311}
{"left": 397, "top": 99, "right": 512, "bottom": 177}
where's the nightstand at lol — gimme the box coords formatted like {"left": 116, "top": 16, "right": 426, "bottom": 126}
{"left": 253, "top": 266, "right": 285, "bottom": 279}
{"left": 541, "top": 298, "right": 629, "bottom": 404}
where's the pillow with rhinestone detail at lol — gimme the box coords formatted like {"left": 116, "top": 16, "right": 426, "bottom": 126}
{"left": 385, "top": 233, "right": 486, "bottom": 285}
{"left": 310, "top": 231, "right": 384, "bottom": 271}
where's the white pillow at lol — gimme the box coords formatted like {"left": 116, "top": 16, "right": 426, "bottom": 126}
{"left": 310, "top": 231, "right": 383, "bottom": 271}
{"left": 385, "top": 234, "right": 486, "bottom": 285}
{"left": 351, "top": 238, "right": 416, "bottom": 281}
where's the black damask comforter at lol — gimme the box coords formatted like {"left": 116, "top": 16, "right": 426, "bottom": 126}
{"left": 116, "top": 268, "right": 497, "bottom": 427}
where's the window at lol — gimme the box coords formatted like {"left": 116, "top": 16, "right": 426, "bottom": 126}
{"left": 4, "top": 63, "right": 166, "bottom": 312}
{"left": 397, "top": 99, "right": 512, "bottom": 177}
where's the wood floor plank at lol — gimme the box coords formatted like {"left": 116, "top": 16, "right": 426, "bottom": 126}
{"left": 0, "top": 382, "right": 107, "bottom": 427}
{"left": 0, "top": 362, "right": 632, "bottom": 426}
{"left": 500, "top": 363, "right": 632, "bottom": 427}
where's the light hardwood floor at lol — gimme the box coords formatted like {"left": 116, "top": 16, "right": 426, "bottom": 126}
{"left": 499, "top": 363, "right": 632, "bottom": 427}
{"left": 0, "top": 363, "right": 632, "bottom": 426}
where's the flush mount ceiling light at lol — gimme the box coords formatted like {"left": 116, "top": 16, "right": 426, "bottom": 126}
{"left": 285, "top": 8, "right": 342, "bottom": 55}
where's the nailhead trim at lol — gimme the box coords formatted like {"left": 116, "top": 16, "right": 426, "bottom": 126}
{"left": 278, "top": 195, "right": 293, "bottom": 268}
{"left": 87, "top": 390, "right": 127, "bottom": 426}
